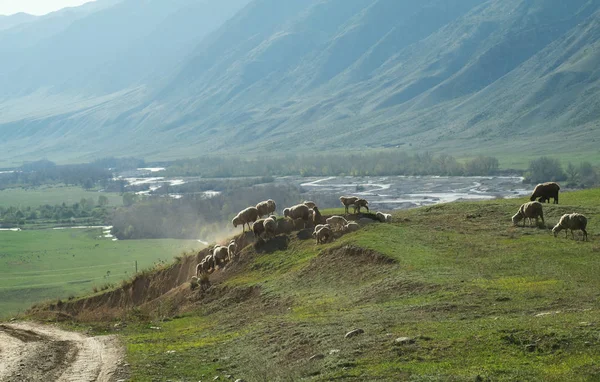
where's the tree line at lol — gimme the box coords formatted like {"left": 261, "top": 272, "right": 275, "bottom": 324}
{"left": 525, "top": 157, "right": 599, "bottom": 187}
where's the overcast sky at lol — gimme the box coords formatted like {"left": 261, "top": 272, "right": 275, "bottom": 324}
{"left": 0, "top": 0, "right": 95, "bottom": 16}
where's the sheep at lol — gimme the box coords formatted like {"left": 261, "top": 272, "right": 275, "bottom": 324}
{"left": 256, "top": 199, "right": 277, "bottom": 218}
{"left": 512, "top": 201, "right": 544, "bottom": 227}
{"left": 312, "top": 206, "right": 323, "bottom": 225}
{"left": 283, "top": 204, "right": 311, "bottom": 228}
{"left": 227, "top": 240, "right": 237, "bottom": 262}
{"left": 263, "top": 215, "right": 277, "bottom": 239}
{"left": 232, "top": 207, "right": 259, "bottom": 232}
{"left": 303, "top": 201, "right": 317, "bottom": 209}
{"left": 315, "top": 225, "right": 333, "bottom": 244}
{"left": 353, "top": 198, "right": 369, "bottom": 214}
{"left": 196, "top": 254, "right": 215, "bottom": 277}
{"left": 213, "top": 246, "right": 230, "bottom": 267}
{"left": 530, "top": 182, "right": 560, "bottom": 204}
{"left": 339, "top": 196, "right": 359, "bottom": 214}
{"left": 552, "top": 213, "right": 588, "bottom": 241}
{"left": 344, "top": 222, "right": 360, "bottom": 233}
{"left": 252, "top": 219, "right": 266, "bottom": 239}
{"left": 312, "top": 224, "right": 331, "bottom": 238}
{"left": 376, "top": 211, "right": 392, "bottom": 223}
{"left": 326, "top": 216, "right": 348, "bottom": 232}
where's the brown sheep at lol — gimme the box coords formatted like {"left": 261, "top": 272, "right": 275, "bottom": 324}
{"left": 353, "top": 198, "right": 369, "bottom": 214}
{"left": 252, "top": 219, "right": 266, "bottom": 239}
{"left": 339, "top": 196, "right": 359, "bottom": 214}
{"left": 530, "top": 182, "right": 560, "bottom": 204}
{"left": 312, "top": 206, "right": 323, "bottom": 225}
{"left": 512, "top": 201, "right": 544, "bottom": 227}
{"left": 553, "top": 213, "right": 588, "bottom": 241}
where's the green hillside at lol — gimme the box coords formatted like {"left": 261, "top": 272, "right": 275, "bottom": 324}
{"left": 41, "top": 189, "right": 600, "bottom": 381}
{"left": 2, "top": 1, "right": 600, "bottom": 164}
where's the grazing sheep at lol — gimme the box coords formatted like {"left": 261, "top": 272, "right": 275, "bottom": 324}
{"left": 553, "top": 213, "right": 588, "bottom": 241}
{"left": 264, "top": 215, "right": 277, "bottom": 239}
{"left": 196, "top": 254, "right": 215, "bottom": 277}
{"left": 283, "top": 204, "right": 311, "bottom": 228}
{"left": 512, "top": 201, "right": 544, "bottom": 227}
{"left": 376, "top": 211, "right": 392, "bottom": 223}
{"left": 213, "top": 246, "right": 230, "bottom": 267}
{"left": 344, "top": 222, "right": 360, "bottom": 233}
{"left": 312, "top": 224, "right": 331, "bottom": 238}
{"left": 232, "top": 207, "right": 259, "bottom": 232}
{"left": 252, "top": 219, "right": 266, "bottom": 239}
{"left": 315, "top": 226, "right": 333, "bottom": 244}
{"left": 530, "top": 182, "right": 560, "bottom": 204}
{"left": 303, "top": 201, "right": 317, "bottom": 209}
{"left": 312, "top": 206, "right": 323, "bottom": 225}
{"left": 326, "top": 216, "right": 348, "bottom": 232}
{"left": 339, "top": 196, "right": 359, "bottom": 214}
{"left": 353, "top": 198, "right": 369, "bottom": 214}
{"left": 227, "top": 241, "right": 237, "bottom": 262}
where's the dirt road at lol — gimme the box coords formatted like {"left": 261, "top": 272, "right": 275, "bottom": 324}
{"left": 0, "top": 322, "right": 128, "bottom": 382}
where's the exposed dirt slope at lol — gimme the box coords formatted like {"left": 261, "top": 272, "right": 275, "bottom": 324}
{"left": 0, "top": 322, "right": 127, "bottom": 382}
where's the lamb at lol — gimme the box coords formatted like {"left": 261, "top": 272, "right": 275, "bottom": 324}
{"left": 344, "top": 222, "right": 360, "bottom": 233}
{"left": 315, "top": 225, "right": 333, "bottom": 244}
{"left": 353, "top": 198, "right": 369, "bottom": 214}
{"left": 227, "top": 240, "right": 237, "bottom": 262}
{"left": 252, "top": 219, "right": 266, "bottom": 239}
{"left": 256, "top": 199, "right": 277, "bottom": 217}
{"left": 326, "top": 216, "right": 348, "bottom": 232}
{"left": 376, "top": 211, "right": 392, "bottom": 223}
{"left": 283, "top": 204, "right": 311, "bottom": 228}
{"left": 232, "top": 207, "right": 259, "bottom": 232}
{"left": 552, "top": 213, "right": 588, "bottom": 241}
{"left": 312, "top": 206, "right": 323, "bottom": 225}
{"left": 303, "top": 201, "right": 317, "bottom": 209}
{"left": 512, "top": 201, "right": 544, "bottom": 227}
{"left": 339, "top": 196, "right": 359, "bottom": 214}
{"left": 213, "top": 246, "right": 230, "bottom": 267}
{"left": 530, "top": 182, "right": 560, "bottom": 204}
{"left": 263, "top": 215, "right": 277, "bottom": 239}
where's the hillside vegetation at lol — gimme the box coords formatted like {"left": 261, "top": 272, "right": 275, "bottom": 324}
{"left": 34, "top": 189, "right": 600, "bottom": 381}
{"left": 2, "top": 0, "right": 600, "bottom": 164}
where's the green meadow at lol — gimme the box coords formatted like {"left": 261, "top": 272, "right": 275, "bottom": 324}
{"left": 0, "top": 186, "right": 123, "bottom": 208}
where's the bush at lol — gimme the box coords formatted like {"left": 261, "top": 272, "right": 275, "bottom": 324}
{"left": 525, "top": 157, "right": 566, "bottom": 184}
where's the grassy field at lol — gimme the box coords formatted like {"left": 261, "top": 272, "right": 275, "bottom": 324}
{"left": 0, "top": 186, "right": 123, "bottom": 208}
{"left": 79, "top": 189, "right": 600, "bottom": 381}
{"left": 0, "top": 229, "right": 202, "bottom": 317}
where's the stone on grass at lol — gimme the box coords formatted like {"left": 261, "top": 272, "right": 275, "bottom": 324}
{"left": 345, "top": 329, "right": 364, "bottom": 338}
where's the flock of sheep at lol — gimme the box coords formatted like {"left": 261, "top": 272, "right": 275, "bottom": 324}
{"left": 512, "top": 182, "right": 589, "bottom": 241}
{"left": 194, "top": 196, "right": 392, "bottom": 280}
{"left": 193, "top": 181, "right": 591, "bottom": 283}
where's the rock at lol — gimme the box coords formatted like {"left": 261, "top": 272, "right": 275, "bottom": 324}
{"left": 329, "top": 349, "right": 340, "bottom": 355}
{"left": 309, "top": 354, "right": 325, "bottom": 361}
{"left": 394, "top": 337, "right": 415, "bottom": 345}
{"left": 345, "top": 328, "right": 365, "bottom": 338}
{"left": 149, "top": 326, "right": 161, "bottom": 330}
{"left": 225, "top": 375, "right": 233, "bottom": 379}
{"left": 234, "top": 379, "right": 246, "bottom": 382}
{"left": 213, "top": 376, "right": 220, "bottom": 381}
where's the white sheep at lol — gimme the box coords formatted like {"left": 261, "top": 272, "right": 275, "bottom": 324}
{"left": 267, "top": 199, "right": 277, "bottom": 215}
{"left": 263, "top": 215, "right": 277, "bottom": 239}
{"left": 512, "top": 201, "right": 544, "bottom": 227}
{"left": 344, "top": 222, "right": 360, "bottom": 232}
{"left": 303, "top": 201, "right": 317, "bottom": 209}
{"left": 326, "top": 216, "right": 348, "bottom": 232}
{"left": 312, "top": 224, "right": 331, "bottom": 238}
{"left": 256, "top": 199, "right": 277, "bottom": 218}
{"left": 339, "top": 196, "right": 359, "bottom": 214}
{"left": 232, "top": 207, "right": 259, "bottom": 232}
{"left": 196, "top": 254, "right": 215, "bottom": 277}
{"left": 227, "top": 240, "right": 237, "bottom": 262}
{"left": 213, "top": 246, "right": 230, "bottom": 267}
{"left": 353, "top": 198, "right": 369, "bottom": 214}
{"left": 553, "top": 213, "right": 588, "bottom": 241}
{"left": 315, "top": 225, "right": 333, "bottom": 244}
{"left": 376, "top": 211, "right": 392, "bottom": 223}
{"left": 283, "top": 204, "right": 310, "bottom": 228}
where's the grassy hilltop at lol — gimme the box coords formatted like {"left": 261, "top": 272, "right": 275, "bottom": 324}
{"left": 45, "top": 188, "right": 600, "bottom": 381}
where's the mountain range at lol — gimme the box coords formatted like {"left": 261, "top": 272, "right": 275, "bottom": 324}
{"left": 1, "top": 0, "right": 599, "bottom": 166}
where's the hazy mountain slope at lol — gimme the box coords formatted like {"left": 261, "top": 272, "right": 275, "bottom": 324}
{"left": 1, "top": 0, "right": 600, "bottom": 164}
{"left": 0, "top": 13, "right": 37, "bottom": 31}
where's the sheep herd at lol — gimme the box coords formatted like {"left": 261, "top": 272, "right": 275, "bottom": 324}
{"left": 194, "top": 196, "right": 392, "bottom": 280}
{"left": 513, "top": 182, "right": 589, "bottom": 241}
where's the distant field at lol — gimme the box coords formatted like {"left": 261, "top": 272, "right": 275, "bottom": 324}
{"left": 0, "top": 186, "right": 123, "bottom": 208}
{"left": 0, "top": 229, "right": 202, "bottom": 317}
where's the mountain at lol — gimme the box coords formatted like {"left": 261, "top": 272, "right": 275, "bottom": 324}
{"left": 0, "top": 13, "right": 37, "bottom": 31}
{"left": 1, "top": 0, "right": 600, "bottom": 165}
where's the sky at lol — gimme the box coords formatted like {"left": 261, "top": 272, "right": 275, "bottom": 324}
{"left": 0, "top": 0, "right": 95, "bottom": 16}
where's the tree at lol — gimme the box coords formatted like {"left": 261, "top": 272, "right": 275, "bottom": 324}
{"left": 123, "top": 193, "right": 138, "bottom": 207}
{"left": 98, "top": 195, "right": 109, "bottom": 207}
{"left": 526, "top": 157, "right": 566, "bottom": 184}
{"left": 565, "top": 162, "right": 579, "bottom": 185}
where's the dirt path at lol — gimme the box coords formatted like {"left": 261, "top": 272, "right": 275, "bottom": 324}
{"left": 0, "top": 322, "right": 128, "bottom": 382}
